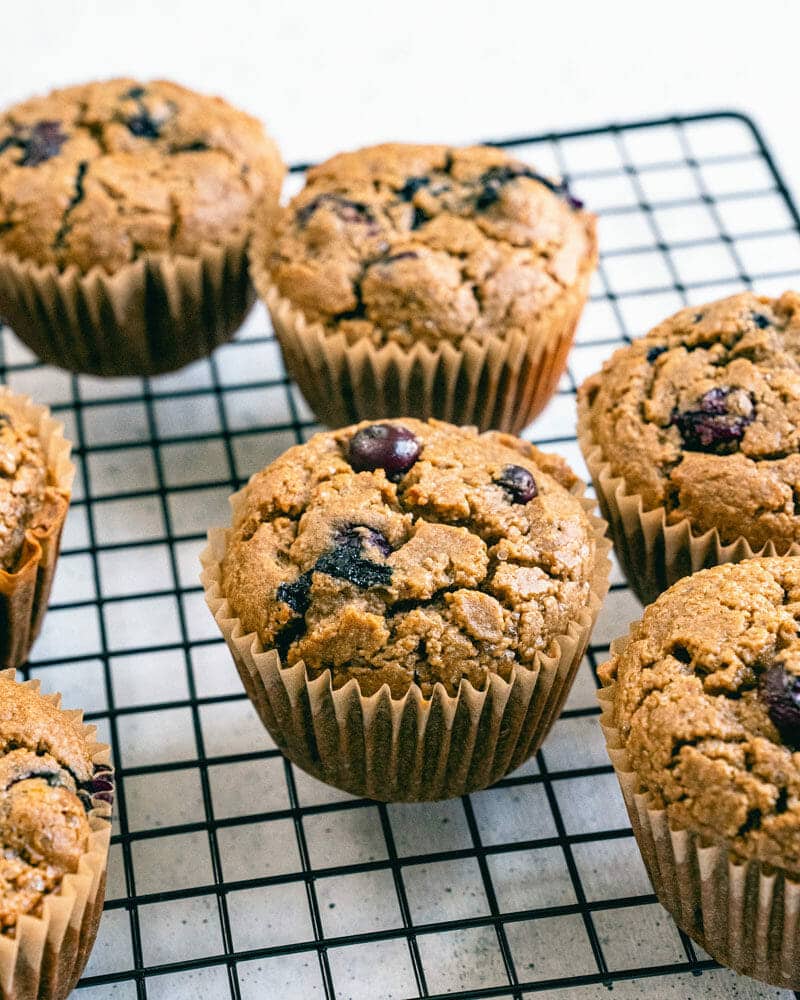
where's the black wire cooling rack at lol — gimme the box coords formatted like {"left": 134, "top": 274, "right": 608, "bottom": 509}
{"left": 8, "top": 111, "right": 800, "bottom": 1000}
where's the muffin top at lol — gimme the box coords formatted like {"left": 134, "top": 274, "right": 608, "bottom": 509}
{"left": 0, "top": 78, "right": 285, "bottom": 273}
{"left": 0, "top": 403, "right": 49, "bottom": 572}
{"left": 263, "top": 143, "right": 596, "bottom": 348}
{"left": 580, "top": 291, "right": 800, "bottom": 550}
{"left": 222, "top": 418, "right": 598, "bottom": 697}
{"left": 0, "top": 676, "right": 108, "bottom": 934}
{"left": 600, "top": 557, "right": 800, "bottom": 874}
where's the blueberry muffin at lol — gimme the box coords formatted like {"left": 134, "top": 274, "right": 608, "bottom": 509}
{"left": 0, "top": 388, "right": 73, "bottom": 668}
{"left": 203, "top": 418, "right": 610, "bottom": 800}
{"left": 0, "top": 78, "right": 285, "bottom": 375}
{"left": 251, "top": 143, "right": 597, "bottom": 432}
{"left": 599, "top": 557, "right": 800, "bottom": 986}
{"left": 578, "top": 291, "right": 800, "bottom": 603}
{"left": 0, "top": 409, "right": 49, "bottom": 571}
{"left": 0, "top": 671, "right": 112, "bottom": 999}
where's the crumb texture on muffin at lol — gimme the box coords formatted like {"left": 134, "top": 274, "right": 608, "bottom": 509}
{"left": 0, "top": 78, "right": 284, "bottom": 272}
{"left": 222, "top": 418, "right": 596, "bottom": 697}
{"left": 601, "top": 557, "right": 800, "bottom": 873}
{"left": 0, "top": 404, "right": 48, "bottom": 571}
{"left": 581, "top": 291, "right": 800, "bottom": 549}
{"left": 265, "top": 143, "right": 596, "bottom": 348}
{"left": 0, "top": 677, "right": 101, "bottom": 934}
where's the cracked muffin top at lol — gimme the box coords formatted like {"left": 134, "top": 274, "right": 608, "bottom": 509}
{"left": 600, "top": 557, "right": 800, "bottom": 874}
{"left": 0, "top": 676, "right": 112, "bottom": 934}
{"left": 261, "top": 143, "right": 597, "bottom": 349}
{"left": 222, "top": 418, "right": 598, "bottom": 697}
{"left": 580, "top": 291, "right": 800, "bottom": 550}
{"left": 0, "top": 78, "right": 285, "bottom": 273}
{"left": 0, "top": 403, "right": 50, "bottom": 573}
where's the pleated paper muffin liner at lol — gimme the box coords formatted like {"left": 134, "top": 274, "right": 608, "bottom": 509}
{"left": 200, "top": 485, "right": 611, "bottom": 803}
{"left": 598, "top": 635, "right": 800, "bottom": 989}
{"left": 250, "top": 233, "right": 595, "bottom": 433}
{"left": 0, "top": 240, "right": 255, "bottom": 377}
{"left": 0, "top": 669, "right": 113, "bottom": 1000}
{"left": 576, "top": 395, "right": 800, "bottom": 607}
{"left": 0, "top": 388, "right": 74, "bottom": 669}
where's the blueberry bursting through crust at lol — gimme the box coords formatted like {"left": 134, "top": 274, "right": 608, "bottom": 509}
{"left": 0, "top": 120, "right": 68, "bottom": 167}
{"left": 276, "top": 525, "right": 393, "bottom": 617}
{"left": 122, "top": 85, "right": 166, "bottom": 139}
{"left": 347, "top": 423, "right": 422, "bottom": 479}
{"left": 494, "top": 464, "right": 538, "bottom": 504}
{"left": 672, "top": 387, "right": 755, "bottom": 454}
{"left": 759, "top": 665, "right": 800, "bottom": 749}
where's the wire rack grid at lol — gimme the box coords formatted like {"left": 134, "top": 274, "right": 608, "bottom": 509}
{"left": 7, "top": 111, "right": 800, "bottom": 1000}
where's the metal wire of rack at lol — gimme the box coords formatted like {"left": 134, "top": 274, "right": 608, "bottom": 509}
{"left": 8, "top": 111, "right": 800, "bottom": 1000}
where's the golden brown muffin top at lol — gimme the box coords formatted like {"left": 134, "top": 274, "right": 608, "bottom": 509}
{"left": 263, "top": 143, "right": 596, "bottom": 348}
{"left": 0, "top": 676, "right": 104, "bottom": 934}
{"left": 222, "top": 418, "right": 597, "bottom": 697}
{"left": 0, "top": 404, "right": 48, "bottom": 572}
{"left": 0, "top": 78, "right": 285, "bottom": 274}
{"left": 600, "top": 558, "right": 800, "bottom": 874}
{"left": 580, "top": 291, "right": 800, "bottom": 551}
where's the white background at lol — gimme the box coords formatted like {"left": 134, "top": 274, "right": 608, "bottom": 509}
{"left": 6, "top": 0, "right": 800, "bottom": 191}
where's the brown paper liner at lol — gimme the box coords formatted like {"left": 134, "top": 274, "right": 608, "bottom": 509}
{"left": 200, "top": 483, "right": 611, "bottom": 802}
{"left": 598, "top": 636, "right": 800, "bottom": 988}
{"left": 0, "top": 389, "right": 74, "bottom": 669}
{"left": 250, "top": 244, "right": 594, "bottom": 434}
{"left": 576, "top": 395, "right": 800, "bottom": 607}
{"left": 0, "top": 668, "right": 113, "bottom": 1000}
{"left": 0, "top": 239, "right": 255, "bottom": 377}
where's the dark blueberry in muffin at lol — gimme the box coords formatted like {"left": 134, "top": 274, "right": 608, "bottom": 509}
{"left": 75, "top": 766, "right": 114, "bottom": 809}
{"left": 646, "top": 345, "right": 668, "bottom": 363}
{"left": 398, "top": 175, "right": 430, "bottom": 201}
{"left": 123, "top": 86, "right": 147, "bottom": 100}
{"left": 19, "top": 121, "right": 68, "bottom": 166}
{"left": 475, "top": 166, "right": 519, "bottom": 211}
{"left": 348, "top": 424, "right": 421, "bottom": 479}
{"left": 563, "top": 190, "right": 584, "bottom": 211}
{"left": 274, "top": 616, "right": 306, "bottom": 660}
{"left": 277, "top": 524, "right": 392, "bottom": 615}
{"left": 297, "top": 193, "right": 375, "bottom": 227}
{"left": 759, "top": 665, "right": 800, "bottom": 749}
{"left": 10, "top": 769, "right": 64, "bottom": 790}
{"left": 410, "top": 206, "right": 429, "bottom": 229}
{"left": 317, "top": 529, "right": 393, "bottom": 589}
{"left": 338, "top": 524, "right": 393, "bottom": 558}
{"left": 494, "top": 464, "right": 538, "bottom": 504}
{"left": 277, "top": 573, "right": 313, "bottom": 615}
{"left": 672, "top": 387, "right": 754, "bottom": 454}
{"left": 751, "top": 312, "right": 771, "bottom": 329}
{"left": 87, "top": 775, "right": 114, "bottom": 805}
{"left": 475, "top": 164, "right": 582, "bottom": 212}
{"left": 89, "top": 775, "right": 115, "bottom": 793}
{"left": 126, "top": 113, "right": 161, "bottom": 139}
